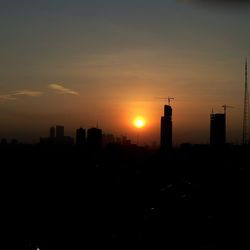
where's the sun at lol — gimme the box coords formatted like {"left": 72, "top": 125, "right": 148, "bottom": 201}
{"left": 134, "top": 117, "right": 145, "bottom": 128}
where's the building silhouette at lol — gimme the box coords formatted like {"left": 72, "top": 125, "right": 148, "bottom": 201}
{"left": 56, "top": 126, "right": 64, "bottom": 138}
{"left": 122, "top": 135, "right": 131, "bottom": 146}
{"left": 1, "top": 138, "right": 8, "bottom": 145}
{"left": 76, "top": 128, "right": 86, "bottom": 147}
{"left": 87, "top": 127, "right": 102, "bottom": 152}
{"left": 210, "top": 113, "right": 226, "bottom": 146}
{"left": 160, "top": 105, "right": 172, "bottom": 150}
{"left": 102, "top": 134, "right": 115, "bottom": 147}
{"left": 40, "top": 125, "right": 73, "bottom": 146}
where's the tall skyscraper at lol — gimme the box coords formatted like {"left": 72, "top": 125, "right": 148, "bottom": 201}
{"left": 87, "top": 127, "right": 102, "bottom": 152}
{"left": 160, "top": 105, "right": 172, "bottom": 150}
{"left": 76, "top": 127, "right": 86, "bottom": 147}
{"left": 210, "top": 113, "right": 226, "bottom": 146}
{"left": 56, "top": 126, "right": 64, "bottom": 139}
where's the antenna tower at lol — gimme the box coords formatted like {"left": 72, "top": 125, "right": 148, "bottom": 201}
{"left": 243, "top": 58, "right": 249, "bottom": 145}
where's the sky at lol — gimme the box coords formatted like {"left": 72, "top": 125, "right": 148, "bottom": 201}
{"left": 1, "top": 0, "right": 250, "bottom": 144}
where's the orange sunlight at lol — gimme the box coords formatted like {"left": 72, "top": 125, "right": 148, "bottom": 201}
{"left": 134, "top": 117, "right": 146, "bottom": 128}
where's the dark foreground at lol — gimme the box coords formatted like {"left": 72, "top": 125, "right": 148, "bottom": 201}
{"left": 1, "top": 144, "right": 250, "bottom": 249}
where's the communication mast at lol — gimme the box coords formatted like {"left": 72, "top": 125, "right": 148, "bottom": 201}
{"left": 243, "top": 58, "right": 249, "bottom": 145}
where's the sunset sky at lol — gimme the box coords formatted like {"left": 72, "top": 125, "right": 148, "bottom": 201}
{"left": 1, "top": 0, "right": 250, "bottom": 144}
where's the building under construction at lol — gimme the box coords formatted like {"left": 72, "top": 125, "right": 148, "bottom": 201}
{"left": 210, "top": 113, "right": 226, "bottom": 146}
{"left": 160, "top": 104, "right": 173, "bottom": 150}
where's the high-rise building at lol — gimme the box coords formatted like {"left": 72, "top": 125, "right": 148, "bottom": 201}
{"left": 76, "top": 128, "right": 86, "bottom": 147}
{"left": 160, "top": 105, "right": 172, "bottom": 150}
{"left": 87, "top": 127, "right": 102, "bottom": 152}
{"left": 56, "top": 126, "right": 64, "bottom": 138}
{"left": 210, "top": 113, "right": 226, "bottom": 146}
{"left": 50, "top": 126, "right": 55, "bottom": 139}
{"left": 40, "top": 125, "right": 74, "bottom": 146}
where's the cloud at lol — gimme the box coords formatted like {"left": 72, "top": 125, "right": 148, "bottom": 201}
{"left": 49, "top": 84, "right": 79, "bottom": 95}
{"left": 0, "top": 95, "right": 17, "bottom": 102}
{"left": 0, "top": 90, "right": 43, "bottom": 102}
{"left": 1, "top": 84, "right": 79, "bottom": 103}
{"left": 13, "top": 90, "right": 43, "bottom": 97}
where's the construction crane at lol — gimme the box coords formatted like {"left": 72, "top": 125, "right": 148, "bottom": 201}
{"left": 222, "top": 104, "right": 233, "bottom": 114}
{"left": 155, "top": 97, "right": 175, "bottom": 106}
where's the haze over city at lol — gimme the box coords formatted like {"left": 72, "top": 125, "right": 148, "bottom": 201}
{"left": 1, "top": 0, "right": 250, "bottom": 144}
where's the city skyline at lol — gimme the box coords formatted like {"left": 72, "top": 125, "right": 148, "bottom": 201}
{"left": 1, "top": 0, "right": 250, "bottom": 144}
{"left": 0, "top": 99, "right": 244, "bottom": 147}
{"left": 0, "top": 62, "right": 248, "bottom": 145}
